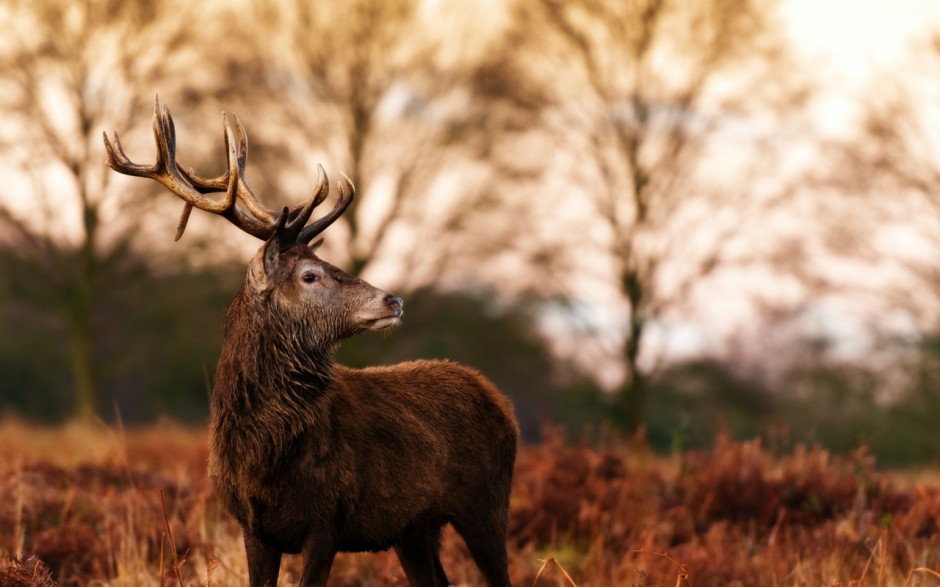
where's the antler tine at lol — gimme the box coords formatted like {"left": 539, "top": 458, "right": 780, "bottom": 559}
{"left": 177, "top": 117, "right": 318, "bottom": 227}
{"left": 155, "top": 100, "right": 233, "bottom": 215}
{"left": 223, "top": 113, "right": 278, "bottom": 225}
{"left": 224, "top": 116, "right": 331, "bottom": 227}
{"left": 104, "top": 96, "right": 236, "bottom": 215}
{"left": 105, "top": 95, "right": 280, "bottom": 241}
{"left": 156, "top": 97, "right": 174, "bottom": 171}
{"left": 164, "top": 99, "right": 248, "bottom": 241}
{"left": 276, "top": 164, "right": 330, "bottom": 252}
{"left": 102, "top": 130, "right": 135, "bottom": 173}
{"left": 179, "top": 154, "right": 242, "bottom": 241}
{"left": 290, "top": 163, "right": 330, "bottom": 219}
{"left": 174, "top": 112, "right": 310, "bottom": 226}
{"left": 296, "top": 173, "right": 355, "bottom": 246}
{"left": 174, "top": 204, "right": 195, "bottom": 241}
{"left": 105, "top": 97, "right": 349, "bottom": 246}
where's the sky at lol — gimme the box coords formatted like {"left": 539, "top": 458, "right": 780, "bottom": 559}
{"left": 782, "top": 0, "right": 940, "bottom": 134}
{"left": 784, "top": 0, "right": 940, "bottom": 77}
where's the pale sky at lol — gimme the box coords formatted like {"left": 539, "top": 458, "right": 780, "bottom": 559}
{"left": 783, "top": 0, "right": 940, "bottom": 91}
{"left": 776, "top": 1, "right": 940, "bottom": 139}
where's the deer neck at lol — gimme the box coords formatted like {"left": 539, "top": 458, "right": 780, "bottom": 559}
{"left": 210, "top": 289, "right": 337, "bottom": 458}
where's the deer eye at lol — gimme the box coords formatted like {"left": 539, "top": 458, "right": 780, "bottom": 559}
{"left": 301, "top": 272, "right": 320, "bottom": 284}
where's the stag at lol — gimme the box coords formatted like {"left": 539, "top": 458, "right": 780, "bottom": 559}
{"left": 103, "top": 98, "right": 518, "bottom": 587}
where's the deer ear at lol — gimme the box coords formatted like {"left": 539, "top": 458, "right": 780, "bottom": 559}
{"left": 262, "top": 232, "right": 281, "bottom": 277}
{"left": 246, "top": 235, "right": 279, "bottom": 291}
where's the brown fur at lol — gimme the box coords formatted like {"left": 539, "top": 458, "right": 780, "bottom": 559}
{"left": 208, "top": 241, "right": 519, "bottom": 587}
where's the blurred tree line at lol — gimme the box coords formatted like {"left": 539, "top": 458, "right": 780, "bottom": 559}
{"left": 0, "top": 0, "right": 939, "bottom": 465}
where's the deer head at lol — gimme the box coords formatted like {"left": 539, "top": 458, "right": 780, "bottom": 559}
{"left": 103, "top": 96, "right": 403, "bottom": 342}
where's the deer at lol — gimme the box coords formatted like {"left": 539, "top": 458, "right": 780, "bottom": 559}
{"left": 103, "top": 98, "right": 519, "bottom": 587}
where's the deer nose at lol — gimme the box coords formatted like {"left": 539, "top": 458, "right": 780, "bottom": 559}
{"left": 385, "top": 294, "right": 404, "bottom": 315}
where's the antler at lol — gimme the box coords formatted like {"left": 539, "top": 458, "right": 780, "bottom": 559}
{"left": 103, "top": 96, "right": 351, "bottom": 248}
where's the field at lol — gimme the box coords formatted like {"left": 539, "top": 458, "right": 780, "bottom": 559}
{"left": 1, "top": 420, "right": 939, "bottom": 587}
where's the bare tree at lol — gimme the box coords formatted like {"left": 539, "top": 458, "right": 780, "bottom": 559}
{"left": 0, "top": 0, "right": 220, "bottom": 420}
{"left": 818, "top": 34, "right": 940, "bottom": 336}
{"left": 485, "top": 0, "right": 802, "bottom": 428}
{"left": 806, "top": 34, "right": 940, "bottom": 410}
{"left": 227, "top": 0, "right": 519, "bottom": 284}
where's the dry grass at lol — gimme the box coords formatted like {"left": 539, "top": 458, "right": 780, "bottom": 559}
{"left": 1, "top": 419, "right": 938, "bottom": 586}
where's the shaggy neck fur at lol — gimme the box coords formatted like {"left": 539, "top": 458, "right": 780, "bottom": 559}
{"left": 210, "top": 284, "right": 338, "bottom": 466}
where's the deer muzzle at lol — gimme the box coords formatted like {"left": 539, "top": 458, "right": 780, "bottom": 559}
{"left": 356, "top": 293, "right": 404, "bottom": 331}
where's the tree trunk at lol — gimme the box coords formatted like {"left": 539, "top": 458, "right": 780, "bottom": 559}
{"left": 618, "top": 264, "right": 647, "bottom": 432}
{"left": 617, "top": 368, "right": 648, "bottom": 434}
{"left": 70, "top": 187, "right": 99, "bottom": 422}
{"left": 68, "top": 313, "right": 97, "bottom": 422}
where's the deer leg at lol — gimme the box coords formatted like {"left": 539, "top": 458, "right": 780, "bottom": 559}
{"left": 394, "top": 523, "right": 449, "bottom": 587}
{"left": 299, "top": 536, "right": 336, "bottom": 587}
{"left": 452, "top": 514, "right": 511, "bottom": 587}
{"left": 244, "top": 531, "right": 281, "bottom": 587}
{"left": 432, "top": 545, "right": 449, "bottom": 587}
